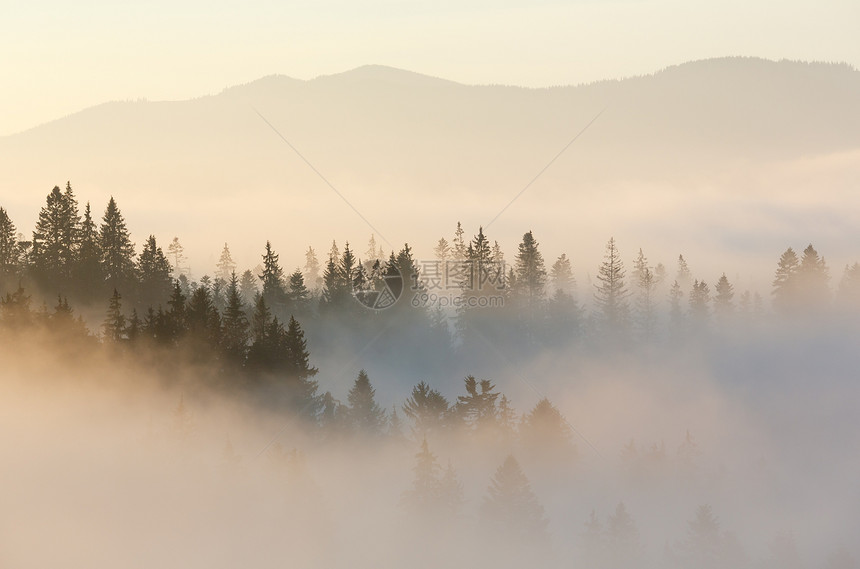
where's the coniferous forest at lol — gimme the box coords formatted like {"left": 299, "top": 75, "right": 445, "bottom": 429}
{"left": 2, "top": 184, "right": 859, "bottom": 569}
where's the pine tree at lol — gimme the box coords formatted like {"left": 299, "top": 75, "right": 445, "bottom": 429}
{"left": 607, "top": 502, "right": 642, "bottom": 568}
{"left": 632, "top": 248, "right": 657, "bottom": 339}
{"left": 402, "top": 438, "right": 442, "bottom": 514}
{"left": 772, "top": 247, "right": 800, "bottom": 314}
{"left": 100, "top": 197, "right": 136, "bottom": 294}
{"left": 103, "top": 289, "right": 126, "bottom": 342}
{"left": 137, "top": 235, "right": 173, "bottom": 310}
{"left": 304, "top": 246, "right": 321, "bottom": 290}
{"left": 455, "top": 375, "right": 499, "bottom": 431}
{"left": 186, "top": 285, "right": 221, "bottom": 348}
{"left": 550, "top": 253, "right": 575, "bottom": 296}
{"left": 215, "top": 243, "right": 236, "bottom": 281}
{"left": 166, "top": 237, "right": 189, "bottom": 278}
{"left": 480, "top": 455, "right": 548, "bottom": 541}
{"left": 283, "top": 315, "right": 320, "bottom": 417}
{"left": 837, "top": 262, "right": 860, "bottom": 310}
{"left": 434, "top": 237, "right": 451, "bottom": 261}
{"left": 520, "top": 398, "right": 575, "bottom": 462}
{"left": 259, "top": 241, "right": 287, "bottom": 309}
{"left": 0, "top": 207, "right": 20, "bottom": 286}
{"left": 452, "top": 222, "right": 467, "bottom": 261}
{"left": 688, "top": 279, "right": 710, "bottom": 323}
{"left": 669, "top": 279, "right": 685, "bottom": 334}
{"left": 31, "top": 184, "right": 80, "bottom": 290}
{"left": 513, "top": 230, "right": 547, "bottom": 309}
{"left": 594, "top": 237, "right": 630, "bottom": 333}
{"left": 287, "top": 269, "right": 311, "bottom": 315}
{"left": 713, "top": 274, "right": 734, "bottom": 321}
{"left": 797, "top": 244, "right": 830, "bottom": 310}
{"left": 220, "top": 272, "right": 250, "bottom": 366}
{"left": 346, "top": 369, "right": 386, "bottom": 435}
{"left": 403, "top": 381, "right": 450, "bottom": 436}
{"left": 239, "top": 269, "right": 258, "bottom": 304}
{"left": 73, "top": 202, "right": 104, "bottom": 301}
{"left": 676, "top": 254, "right": 692, "bottom": 288}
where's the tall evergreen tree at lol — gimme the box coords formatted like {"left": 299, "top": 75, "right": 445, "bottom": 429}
{"left": 713, "top": 274, "right": 734, "bottom": 321}
{"left": 688, "top": 279, "right": 710, "bottom": 324}
{"left": 480, "top": 455, "right": 548, "bottom": 541}
{"left": 632, "top": 248, "right": 657, "bottom": 339}
{"left": 186, "top": 285, "right": 221, "bottom": 349}
{"left": 31, "top": 184, "right": 80, "bottom": 290}
{"left": 73, "top": 202, "right": 104, "bottom": 301}
{"left": 137, "top": 235, "right": 173, "bottom": 310}
{"left": 220, "top": 272, "right": 250, "bottom": 366}
{"left": 455, "top": 375, "right": 499, "bottom": 431}
{"left": 239, "top": 269, "right": 258, "bottom": 304}
{"left": 346, "top": 369, "right": 386, "bottom": 435}
{"left": 259, "top": 241, "right": 288, "bottom": 309}
{"left": 287, "top": 269, "right": 311, "bottom": 316}
{"left": 797, "top": 244, "right": 830, "bottom": 310}
{"left": 166, "top": 237, "right": 189, "bottom": 278}
{"left": 99, "top": 197, "right": 136, "bottom": 294}
{"left": 103, "top": 289, "right": 126, "bottom": 342}
{"left": 772, "top": 247, "right": 800, "bottom": 314}
{"left": 594, "top": 237, "right": 630, "bottom": 333}
{"left": 0, "top": 207, "right": 20, "bottom": 287}
{"left": 513, "top": 230, "right": 547, "bottom": 309}
{"left": 304, "top": 246, "right": 322, "bottom": 290}
{"left": 215, "top": 243, "right": 236, "bottom": 281}
{"left": 550, "top": 253, "right": 575, "bottom": 296}
{"left": 403, "top": 381, "right": 451, "bottom": 436}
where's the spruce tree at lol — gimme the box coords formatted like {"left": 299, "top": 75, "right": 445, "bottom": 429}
{"left": 455, "top": 375, "right": 499, "bottom": 431}
{"left": 239, "top": 269, "right": 258, "bottom": 304}
{"left": 186, "top": 286, "right": 221, "bottom": 348}
{"left": 513, "top": 231, "right": 547, "bottom": 305}
{"left": 480, "top": 455, "right": 548, "bottom": 541}
{"left": 73, "top": 203, "right": 104, "bottom": 301}
{"left": 797, "top": 244, "right": 830, "bottom": 310}
{"left": 31, "top": 184, "right": 80, "bottom": 290}
{"left": 303, "top": 246, "right": 321, "bottom": 290}
{"left": 259, "top": 241, "right": 287, "bottom": 310}
{"left": 0, "top": 207, "right": 20, "bottom": 286}
{"left": 772, "top": 247, "right": 800, "bottom": 314}
{"left": 346, "top": 369, "right": 386, "bottom": 435}
{"left": 283, "top": 315, "right": 320, "bottom": 417}
{"left": 287, "top": 269, "right": 311, "bottom": 315}
{"left": 220, "top": 272, "right": 250, "bottom": 365}
{"left": 632, "top": 248, "right": 657, "bottom": 339}
{"left": 403, "top": 381, "right": 450, "bottom": 436}
{"left": 166, "top": 237, "right": 189, "bottom": 278}
{"left": 100, "top": 197, "right": 136, "bottom": 294}
{"left": 713, "top": 274, "right": 735, "bottom": 321}
{"left": 593, "top": 237, "right": 630, "bottom": 333}
{"left": 137, "top": 235, "right": 173, "bottom": 310}
{"left": 215, "top": 243, "right": 236, "bottom": 282}
{"left": 103, "top": 289, "right": 126, "bottom": 342}
{"left": 550, "top": 253, "right": 575, "bottom": 296}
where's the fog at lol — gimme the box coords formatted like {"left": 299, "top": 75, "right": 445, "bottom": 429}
{"left": 2, "top": 55, "right": 859, "bottom": 569}
{"left": 2, "top": 313, "right": 858, "bottom": 569}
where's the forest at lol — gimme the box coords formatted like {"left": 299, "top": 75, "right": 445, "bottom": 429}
{"left": 2, "top": 183, "right": 859, "bottom": 569}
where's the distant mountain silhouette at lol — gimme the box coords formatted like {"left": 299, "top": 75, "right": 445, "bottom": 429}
{"left": 2, "top": 57, "right": 859, "bottom": 274}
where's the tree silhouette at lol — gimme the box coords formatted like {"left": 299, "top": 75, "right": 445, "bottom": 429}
{"left": 346, "top": 369, "right": 386, "bottom": 435}
{"left": 480, "top": 455, "right": 548, "bottom": 541}
{"left": 99, "top": 197, "right": 136, "bottom": 295}
{"left": 594, "top": 237, "right": 630, "bottom": 334}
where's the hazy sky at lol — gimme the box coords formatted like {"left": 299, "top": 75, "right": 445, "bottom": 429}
{"left": 2, "top": 0, "right": 857, "bottom": 135}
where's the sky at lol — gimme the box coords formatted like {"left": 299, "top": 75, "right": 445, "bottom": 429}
{"left": 1, "top": 0, "right": 858, "bottom": 136}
